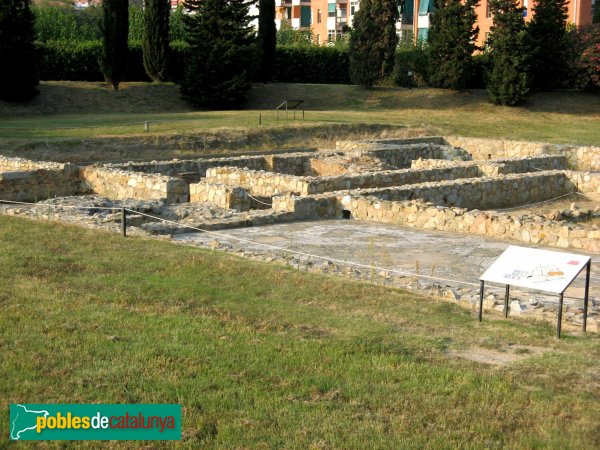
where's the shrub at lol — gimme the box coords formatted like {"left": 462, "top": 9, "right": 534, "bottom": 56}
{"left": 392, "top": 47, "right": 430, "bottom": 87}
{"left": 273, "top": 46, "right": 350, "bottom": 84}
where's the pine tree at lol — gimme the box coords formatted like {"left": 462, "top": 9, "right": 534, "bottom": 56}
{"left": 378, "top": 0, "right": 400, "bottom": 77}
{"left": 143, "top": 0, "right": 170, "bottom": 82}
{"left": 528, "top": 0, "right": 569, "bottom": 90}
{"left": 349, "top": 0, "right": 383, "bottom": 87}
{"left": 487, "top": 0, "right": 530, "bottom": 105}
{"left": 427, "top": 0, "right": 480, "bottom": 89}
{"left": 0, "top": 0, "right": 39, "bottom": 102}
{"left": 181, "top": 0, "right": 255, "bottom": 108}
{"left": 100, "top": 0, "right": 129, "bottom": 90}
{"left": 257, "top": 0, "right": 276, "bottom": 83}
{"left": 594, "top": 2, "right": 600, "bottom": 24}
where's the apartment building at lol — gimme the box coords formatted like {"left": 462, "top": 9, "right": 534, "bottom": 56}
{"left": 275, "top": 0, "right": 594, "bottom": 48}
{"left": 414, "top": 0, "right": 593, "bottom": 47}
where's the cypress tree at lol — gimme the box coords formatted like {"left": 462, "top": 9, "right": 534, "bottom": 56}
{"left": 378, "top": 0, "right": 400, "bottom": 78}
{"left": 427, "top": 0, "right": 479, "bottom": 89}
{"left": 257, "top": 0, "right": 276, "bottom": 83}
{"left": 0, "top": 0, "right": 39, "bottom": 102}
{"left": 349, "top": 0, "right": 383, "bottom": 87}
{"left": 100, "top": 0, "right": 129, "bottom": 91}
{"left": 143, "top": 0, "right": 171, "bottom": 82}
{"left": 528, "top": 0, "right": 569, "bottom": 90}
{"left": 181, "top": 0, "right": 255, "bottom": 108}
{"left": 487, "top": 0, "right": 530, "bottom": 105}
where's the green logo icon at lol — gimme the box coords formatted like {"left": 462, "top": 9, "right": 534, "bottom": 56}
{"left": 9, "top": 404, "right": 181, "bottom": 441}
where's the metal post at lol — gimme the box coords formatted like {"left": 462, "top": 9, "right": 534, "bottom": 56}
{"left": 259, "top": 114, "right": 262, "bottom": 125}
{"left": 144, "top": 121, "right": 150, "bottom": 132}
{"left": 583, "top": 261, "right": 591, "bottom": 332}
{"left": 504, "top": 284, "right": 510, "bottom": 318}
{"left": 302, "top": 109, "right": 305, "bottom": 121}
{"left": 121, "top": 207, "right": 127, "bottom": 237}
{"left": 557, "top": 293, "right": 564, "bottom": 338}
{"left": 293, "top": 109, "right": 296, "bottom": 120}
{"left": 478, "top": 280, "right": 485, "bottom": 322}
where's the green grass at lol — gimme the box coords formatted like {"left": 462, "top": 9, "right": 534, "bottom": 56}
{"left": 0, "top": 82, "right": 598, "bottom": 163}
{"left": 1, "top": 216, "right": 600, "bottom": 448}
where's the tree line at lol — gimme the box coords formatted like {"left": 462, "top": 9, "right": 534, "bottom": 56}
{"left": 1, "top": 0, "right": 598, "bottom": 106}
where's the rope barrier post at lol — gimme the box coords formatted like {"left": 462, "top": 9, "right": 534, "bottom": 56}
{"left": 144, "top": 121, "right": 150, "bottom": 132}
{"left": 583, "top": 260, "right": 591, "bottom": 332}
{"left": 478, "top": 280, "right": 485, "bottom": 322}
{"left": 504, "top": 284, "right": 510, "bottom": 318}
{"left": 121, "top": 208, "right": 127, "bottom": 237}
{"left": 259, "top": 114, "right": 262, "bottom": 126}
{"left": 557, "top": 292, "right": 564, "bottom": 338}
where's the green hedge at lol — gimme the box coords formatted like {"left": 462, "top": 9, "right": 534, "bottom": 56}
{"left": 36, "top": 41, "right": 351, "bottom": 85}
{"left": 273, "top": 46, "right": 350, "bottom": 84}
{"left": 37, "top": 40, "right": 190, "bottom": 82}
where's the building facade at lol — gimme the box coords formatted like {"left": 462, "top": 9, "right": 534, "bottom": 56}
{"left": 274, "top": 0, "right": 595, "bottom": 48}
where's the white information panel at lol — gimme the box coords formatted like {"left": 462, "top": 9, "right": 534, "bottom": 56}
{"left": 480, "top": 245, "right": 590, "bottom": 294}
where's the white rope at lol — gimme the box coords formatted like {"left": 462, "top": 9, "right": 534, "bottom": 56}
{"left": 127, "top": 208, "right": 598, "bottom": 302}
{"left": 245, "top": 192, "right": 273, "bottom": 207}
{"left": 0, "top": 197, "right": 595, "bottom": 300}
{"left": 494, "top": 192, "right": 577, "bottom": 212}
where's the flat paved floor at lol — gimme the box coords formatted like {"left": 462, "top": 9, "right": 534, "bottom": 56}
{"left": 176, "top": 219, "right": 599, "bottom": 306}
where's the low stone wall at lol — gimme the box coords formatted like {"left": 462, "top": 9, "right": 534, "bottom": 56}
{"left": 444, "top": 136, "right": 600, "bottom": 171}
{"left": 334, "top": 171, "right": 572, "bottom": 210}
{"left": 342, "top": 198, "right": 600, "bottom": 253}
{"left": 0, "top": 156, "right": 66, "bottom": 172}
{"left": 411, "top": 155, "right": 567, "bottom": 176}
{"left": 0, "top": 165, "right": 83, "bottom": 202}
{"left": 206, "top": 165, "right": 489, "bottom": 197}
{"left": 189, "top": 182, "right": 269, "bottom": 211}
{"left": 566, "top": 171, "right": 600, "bottom": 194}
{"left": 205, "top": 167, "right": 310, "bottom": 196}
{"left": 336, "top": 136, "right": 445, "bottom": 151}
{"left": 80, "top": 167, "right": 188, "bottom": 203}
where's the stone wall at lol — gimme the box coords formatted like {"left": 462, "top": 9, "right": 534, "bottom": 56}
{"left": 189, "top": 182, "right": 268, "bottom": 211}
{"left": 205, "top": 167, "right": 310, "bottom": 196}
{"left": 566, "top": 171, "right": 600, "bottom": 194}
{"left": 337, "top": 171, "right": 573, "bottom": 210}
{"left": 342, "top": 198, "right": 600, "bottom": 253}
{"left": 444, "top": 136, "right": 600, "bottom": 171}
{"left": 0, "top": 166, "right": 83, "bottom": 202}
{"left": 0, "top": 156, "right": 66, "bottom": 172}
{"left": 80, "top": 167, "right": 189, "bottom": 203}
{"left": 411, "top": 155, "right": 567, "bottom": 176}
{"left": 336, "top": 136, "right": 446, "bottom": 151}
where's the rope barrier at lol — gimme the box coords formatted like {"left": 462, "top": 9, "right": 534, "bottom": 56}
{"left": 495, "top": 192, "right": 578, "bottom": 212}
{"left": 0, "top": 197, "right": 596, "bottom": 301}
{"left": 245, "top": 193, "right": 273, "bottom": 207}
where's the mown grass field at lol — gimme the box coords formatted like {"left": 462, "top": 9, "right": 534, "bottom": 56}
{"left": 0, "top": 82, "right": 598, "bottom": 163}
{"left": 1, "top": 216, "right": 600, "bottom": 448}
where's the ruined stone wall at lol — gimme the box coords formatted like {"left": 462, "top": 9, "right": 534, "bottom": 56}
{"left": 189, "top": 182, "right": 266, "bottom": 211}
{"left": 0, "top": 166, "right": 84, "bottom": 202}
{"left": 444, "top": 136, "right": 600, "bottom": 171}
{"left": 343, "top": 198, "right": 600, "bottom": 253}
{"left": 205, "top": 167, "right": 310, "bottom": 196}
{"left": 412, "top": 155, "right": 567, "bottom": 174}
{"left": 349, "top": 171, "right": 573, "bottom": 210}
{"left": 566, "top": 171, "right": 600, "bottom": 194}
{"left": 336, "top": 136, "right": 446, "bottom": 151}
{"left": 80, "top": 167, "right": 189, "bottom": 203}
{"left": 0, "top": 156, "right": 66, "bottom": 172}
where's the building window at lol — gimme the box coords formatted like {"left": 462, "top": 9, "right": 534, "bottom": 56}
{"left": 328, "top": 3, "right": 336, "bottom": 17}
{"left": 328, "top": 30, "right": 335, "bottom": 42}
{"left": 486, "top": 0, "right": 492, "bottom": 18}
{"left": 317, "top": 9, "right": 322, "bottom": 23}
{"left": 316, "top": 34, "right": 321, "bottom": 45}
{"left": 286, "top": 7, "right": 292, "bottom": 20}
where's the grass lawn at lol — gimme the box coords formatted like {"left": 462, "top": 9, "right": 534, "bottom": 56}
{"left": 0, "top": 82, "right": 598, "bottom": 162}
{"left": 1, "top": 216, "right": 600, "bottom": 448}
